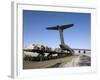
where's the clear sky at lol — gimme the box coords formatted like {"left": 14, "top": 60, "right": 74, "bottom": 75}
{"left": 23, "top": 10, "right": 91, "bottom": 49}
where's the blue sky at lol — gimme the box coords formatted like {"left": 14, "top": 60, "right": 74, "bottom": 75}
{"left": 23, "top": 10, "right": 91, "bottom": 49}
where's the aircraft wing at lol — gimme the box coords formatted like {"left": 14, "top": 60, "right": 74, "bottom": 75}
{"left": 46, "top": 24, "right": 74, "bottom": 30}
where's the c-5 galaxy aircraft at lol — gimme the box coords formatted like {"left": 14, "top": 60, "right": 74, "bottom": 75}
{"left": 46, "top": 24, "right": 74, "bottom": 54}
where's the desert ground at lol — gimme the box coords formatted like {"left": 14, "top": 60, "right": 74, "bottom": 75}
{"left": 23, "top": 53, "right": 91, "bottom": 69}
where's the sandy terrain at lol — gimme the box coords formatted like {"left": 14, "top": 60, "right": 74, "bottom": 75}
{"left": 23, "top": 53, "right": 91, "bottom": 69}
{"left": 23, "top": 55, "right": 79, "bottom": 69}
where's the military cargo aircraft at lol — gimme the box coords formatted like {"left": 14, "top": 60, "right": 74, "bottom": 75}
{"left": 46, "top": 24, "right": 74, "bottom": 54}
